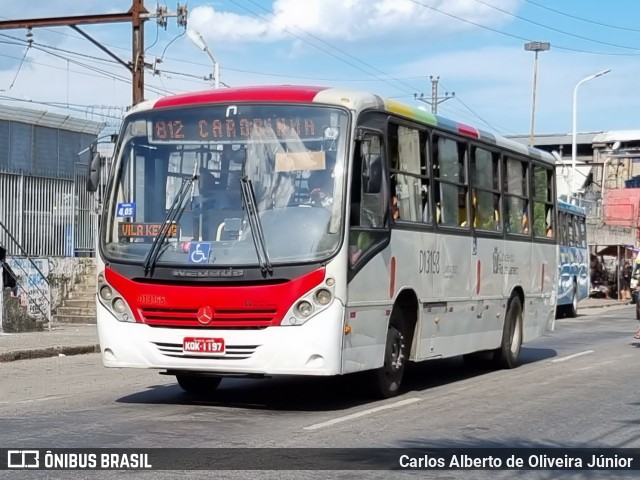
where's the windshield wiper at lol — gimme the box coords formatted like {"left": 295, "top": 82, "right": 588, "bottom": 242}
{"left": 143, "top": 173, "right": 198, "bottom": 276}
{"left": 240, "top": 175, "right": 273, "bottom": 276}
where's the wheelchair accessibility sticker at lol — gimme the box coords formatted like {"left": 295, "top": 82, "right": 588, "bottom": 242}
{"left": 188, "top": 242, "right": 211, "bottom": 264}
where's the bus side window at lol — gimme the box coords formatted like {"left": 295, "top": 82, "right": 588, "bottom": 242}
{"left": 388, "top": 124, "right": 425, "bottom": 223}
{"left": 470, "top": 146, "right": 501, "bottom": 231}
{"left": 433, "top": 135, "right": 467, "bottom": 228}
{"left": 503, "top": 156, "right": 529, "bottom": 234}
{"left": 349, "top": 132, "right": 387, "bottom": 267}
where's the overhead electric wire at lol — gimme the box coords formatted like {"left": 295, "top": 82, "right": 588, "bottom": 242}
{"left": 521, "top": 0, "right": 640, "bottom": 33}
{"left": 471, "top": 0, "right": 640, "bottom": 52}
{"left": 0, "top": 33, "right": 200, "bottom": 98}
{"left": 229, "top": 0, "right": 422, "bottom": 96}
{"left": 407, "top": 0, "right": 640, "bottom": 56}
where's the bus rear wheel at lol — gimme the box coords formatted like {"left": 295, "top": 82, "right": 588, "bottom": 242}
{"left": 370, "top": 310, "right": 408, "bottom": 399}
{"left": 493, "top": 296, "right": 523, "bottom": 369}
{"left": 568, "top": 282, "right": 578, "bottom": 318}
{"left": 176, "top": 374, "right": 222, "bottom": 394}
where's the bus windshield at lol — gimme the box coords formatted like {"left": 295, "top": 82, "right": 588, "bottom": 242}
{"left": 101, "top": 104, "right": 349, "bottom": 268}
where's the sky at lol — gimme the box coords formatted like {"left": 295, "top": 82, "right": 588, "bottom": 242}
{"left": 0, "top": 0, "right": 639, "bottom": 139}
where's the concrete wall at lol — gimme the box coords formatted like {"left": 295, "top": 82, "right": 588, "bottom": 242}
{"left": 2, "top": 257, "right": 96, "bottom": 331}
{"left": 587, "top": 220, "right": 636, "bottom": 248}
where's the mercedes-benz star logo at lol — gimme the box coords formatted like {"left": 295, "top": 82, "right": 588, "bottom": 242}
{"left": 196, "top": 306, "right": 214, "bottom": 325}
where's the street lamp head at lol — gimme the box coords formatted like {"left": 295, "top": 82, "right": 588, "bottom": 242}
{"left": 187, "top": 28, "right": 220, "bottom": 89}
{"left": 570, "top": 68, "right": 612, "bottom": 195}
{"left": 524, "top": 41, "right": 550, "bottom": 52}
{"left": 187, "top": 29, "right": 207, "bottom": 51}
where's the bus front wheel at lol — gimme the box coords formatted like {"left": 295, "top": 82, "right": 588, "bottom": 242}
{"left": 176, "top": 374, "right": 222, "bottom": 394}
{"left": 371, "top": 310, "right": 408, "bottom": 399}
{"left": 493, "top": 296, "right": 523, "bottom": 369}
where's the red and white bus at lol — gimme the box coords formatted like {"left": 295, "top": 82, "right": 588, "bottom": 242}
{"left": 91, "top": 85, "right": 557, "bottom": 398}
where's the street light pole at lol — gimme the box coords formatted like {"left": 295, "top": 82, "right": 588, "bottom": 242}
{"left": 188, "top": 29, "right": 219, "bottom": 89}
{"left": 571, "top": 69, "right": 611, "bottom": 194}
{"left": 524, "top": 41, "right": 550, "bottom": 147}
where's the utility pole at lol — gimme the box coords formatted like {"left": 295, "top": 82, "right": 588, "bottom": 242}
{"left": 0, "top": 1, "right": 187, "bottom": 106}
{"left": 414, "top": 76, "right": 455, "bottom": 114}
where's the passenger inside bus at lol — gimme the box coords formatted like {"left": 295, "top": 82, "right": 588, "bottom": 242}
{"left": 390, "top": 195, "right": 400, "bottom": 220}
{"left": 307, "top": 169, "right": 334, "bottom": 208}
{"left": 521, "top": 210, "right": 529, "bottom": 233}
{"left": 545, "top": 207, "right": 554, "bottom": 237}
{"left": 472, "top": 190, "right": 501, "bottom": 231}
{"left": 421, "top": 185, "right": 431, "bottom": 223}
{"left": 306, "top": 151, "right": 336, "bottom": 208}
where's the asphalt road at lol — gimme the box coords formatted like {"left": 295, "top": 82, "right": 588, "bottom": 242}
{"left": 0, "top": 304, "right": 638, "bottom": 480}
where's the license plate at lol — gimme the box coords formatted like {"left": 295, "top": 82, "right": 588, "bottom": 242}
{"left": 183, "top": 337, "right": 225, "bottom": 355}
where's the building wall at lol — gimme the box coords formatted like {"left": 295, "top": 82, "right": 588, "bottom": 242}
{"left": 0, "top": 108, "right": 103, "bottom": 257}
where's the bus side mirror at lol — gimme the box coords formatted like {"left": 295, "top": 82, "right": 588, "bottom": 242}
{"left": 86, "top": 151, "right": 102, "bottom": 193}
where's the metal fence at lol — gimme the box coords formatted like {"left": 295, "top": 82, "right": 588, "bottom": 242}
{"left": 0, "top": 166, "right": 97, "bottom": 257}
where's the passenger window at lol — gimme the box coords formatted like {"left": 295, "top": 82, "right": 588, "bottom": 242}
{"left": 433, "top": 135, "right": 468, "bottom": 228}
{"left": 470, "top": 146, "right": 501, "bottom": 231}
{"left": 504, "top": 157, "right": 529, "bottom": 235}
{"left": 388, "top": 124, "right": 427, "bottom": 223}
{"left": 532, "top": 165, "right": 554, "bottom": 238}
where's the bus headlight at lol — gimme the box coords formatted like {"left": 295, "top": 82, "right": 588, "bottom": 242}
{"left": 296, "top": 300, "right": 313, "bottom": 318}
{"left": 283, "top": 278, "right": 338, "bottom": 326}
{"left": 314, "top": 288, "right": 332, "bottom": 306}
{"left": 112, "top": 298, "right": 127, "bottom": 314}
{"left": 99, "top": 285, "right": 113, "bottom": 301}
{"left": 97, "top": 273, "right": 135, "bottom": 323}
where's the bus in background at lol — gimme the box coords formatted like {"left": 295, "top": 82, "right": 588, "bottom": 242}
{"left": 88, "top": 85, "right": 557, "bottom": 398}
{"left": 555, "top": 199, "right": 589, "bottom": 317}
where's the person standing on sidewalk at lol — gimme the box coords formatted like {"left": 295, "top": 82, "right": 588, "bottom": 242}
{"left": 0, "top": 246, "right": 18, "bottom": 296}
{"left": 631, "top": 250, "right": 640, "bottom": 339}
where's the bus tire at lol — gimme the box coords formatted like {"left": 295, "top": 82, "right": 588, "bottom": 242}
{"left": 568, "top": 283, "right": 578, "bottom": 318}
{"left": 371, "top": 310, "right": 408, "bottom": 398}
{"left": 493, "top": 296, "right": 523, "bottom": 369}
{"left": 176, "top": 375, "right": 222, "bottom": 394}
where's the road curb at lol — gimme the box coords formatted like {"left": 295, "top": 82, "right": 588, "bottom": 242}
{"left": 0, "top": 344, "right": 100, "bottom": 363}
{"left": 581, "top": 303, "right": 630, "bottom": 310}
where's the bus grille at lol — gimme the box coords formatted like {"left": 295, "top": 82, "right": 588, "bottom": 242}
{"left": 139, "top": 307, "right": 278, "bottom": 328}
{"left": 153, "top": 342, "right": 259, "bottom": 360}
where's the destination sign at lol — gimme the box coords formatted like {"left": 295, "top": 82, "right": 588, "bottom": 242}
{"left": 152, "top": 117, "right": 318, "bottom": 142}
{"left": 118, "top": 222, "right": 179, "bottom": 239}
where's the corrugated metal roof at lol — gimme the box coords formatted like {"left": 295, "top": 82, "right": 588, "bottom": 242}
{"left": 0, "top": 103, "right": 105, "bottom": 134}
{"left": 591, "top": 130, "right": 640, "bottom": 143}
{"left": 508, "top": 132, "right": 602, "bottom": 146}
{"left": 509, "top": 130, "right": 640, "bottom": 147}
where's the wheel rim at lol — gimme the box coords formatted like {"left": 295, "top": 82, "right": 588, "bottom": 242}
{"left": 510, "top": 313, "right": 522, "bottom": 356}
{"left": 386, "top": 328, "right": 405, "bottom": 374}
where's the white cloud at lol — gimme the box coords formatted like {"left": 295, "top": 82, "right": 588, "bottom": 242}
{"left": 189, "top": 0, "right": 521, "bottom": 44}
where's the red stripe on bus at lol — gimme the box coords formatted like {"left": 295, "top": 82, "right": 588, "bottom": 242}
{"left": 104, "top": 266, "right": 326, "bottom": 328}
{"left": 390, "top": 256, "right": 396, "bottom": 298}
{"left": 457, "top": 122, "right": 479, "bottom": 138}
{"left": 153, "top": 85, "right": 328, "bottom": 108}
